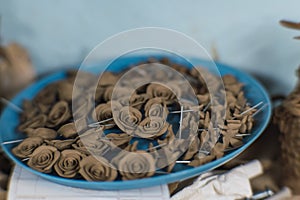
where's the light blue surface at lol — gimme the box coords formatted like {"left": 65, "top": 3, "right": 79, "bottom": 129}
{"left": 0, "top": 56, "right": 271, "bottom": 190}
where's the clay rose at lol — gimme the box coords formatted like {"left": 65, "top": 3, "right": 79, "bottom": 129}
{"left": 46, "top": 101, "right": 71, "bottom": 128}
{"left": 117, "top": 151, "right": 156, "bottom": 180}
{"left": 157, "top": 125, "right": 175, "bottom": 145}
{"left": 129, "top": 93, "right": 150, "bottom": 110}
{"left": 92, "top": 102, "right": 114, "bottom": 128}
{"left": 152, "top": 148, "right": 177, "bottom": 173}
{"left": 79, "top": 155, "right": 117, "bottom": 181}
{"left": 98, "top": 71, "right": 119, "bottom": 87}
{"left": 134, "top": 117, "right": 169, "bottom": 139}
{"left": 146, "top": 83, "right": 181, "bottom": 104}
{"left": 18, "top": 114, "right": 47, "bottom": 133}
{"left": 12, "top": 137, "right": 44, "bottom": 159}
{"left": 57, "top": 123, "right": 78, "bottom": 139}
{"left": 57, "top": 80, "right": 74, "bottom": 102}
{"left": 182, "top": 136, "right": 200, "bottom": 160}
{"left": 54, "top": 150, "right": 85, "bottom": 178}
{"left": 73, "top": 133, "right": 112, "bottom": 157}
{"left": 188, "top": 154, "right": 215, "bottom": 167}
{"left": 103, "top": 86, "right": 130, "bottom": 102}
{"left": 27, "top": 146, "right": 60, "bottom": 173}
{"left": 118, "top": 93, "right": 150, "bottom": 109}
{"left": 105, "top": 133, "right": 131, "bottom": 147}
{"left": 33, "top": 84, "right": 57, "bottom": 107}
{"left": 114, "top": 106, "right": 142, "bottom": 134}
{"left": 144, "top": 98, "right": 168, "bottom": 120}
{"left": 20, "top": 100, "right": 40, "bottom": 123}
{"left": 45, "top": 139, "right": 76, "bottom": 151}
{"left": 27, "top": 127, "right": 57, "bottom": 140}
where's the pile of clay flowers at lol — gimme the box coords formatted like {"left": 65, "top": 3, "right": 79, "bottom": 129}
{"left": 12, "top": 58, "right": 257, "bottom": 181}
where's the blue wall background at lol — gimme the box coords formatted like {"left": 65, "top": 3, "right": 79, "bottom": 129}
{"left": 1, "top": 0, "right": 300, "bottom": 95}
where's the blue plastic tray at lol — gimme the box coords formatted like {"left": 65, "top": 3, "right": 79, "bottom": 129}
{"left": 0, "top": 56, "right": 271, "bottom": 190}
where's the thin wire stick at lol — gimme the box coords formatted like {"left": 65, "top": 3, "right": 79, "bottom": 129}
{"left": 147, "top": 143, "right": 167, "bottom": 151}
{"left": 0, "top": 97, "right": 23, "bottom": 112}
{"left": 235, "top": 134, "right": 251, "bottom": 137}
{"left": 237, "top": 101, "right": 263, "bottom": 117}
{"left": 2, "top": 139, "right": 24, "bottom": 145}
{"left": 199, "top": 150, "right": 210, "bottom": 155}
{"left": 176, "top": 160, "right": 191, "bottom": 164}
{"left": 203, "top": 102, "right": 211, "bottom": 112}
{"left": 252, "top": 103, "right": 269, "bottom": 118}
{"left": 88, "top": 123, "right": 115, "bottom": 128}
{"left": 88, "top": 118, "right": 114, "bottom": 126}
{"left": 178, "top": 106, "right": 183, "bottom": 139}
{"left": 22, "top": 158, "right": 29, "bottom": 162}
{"left": 170, "top": 109, "right": 196, "bottom": 114}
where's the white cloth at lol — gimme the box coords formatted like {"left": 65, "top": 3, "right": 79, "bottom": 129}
{"left": 171, "top": 160, "right": 263, "bottom": 200}
{"left": 8, "top": 166, "right": 170, "bottom": 200}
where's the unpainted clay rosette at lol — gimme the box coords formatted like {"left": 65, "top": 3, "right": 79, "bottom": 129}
{"left": 79, "top": 155, "right": 117, "bottom": 181}
{"left": 116, "top": 151, "right": 156, "bottom": 180}
{"left": 12, "top": 137, "right": 44, "bottom": 159}
{"left": 54, "top": 149, "right": 85, "bottom": 178}
{"left": 27, "top": 146, "right": 60, "bottom": 173}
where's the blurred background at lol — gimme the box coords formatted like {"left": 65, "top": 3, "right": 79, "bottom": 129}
{"left": 1, "top": 0, "right": 300, "bottom": 95}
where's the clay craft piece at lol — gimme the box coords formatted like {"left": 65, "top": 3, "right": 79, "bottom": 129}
{"left": 10, "top": 58, "right": 259, "bottom": 182}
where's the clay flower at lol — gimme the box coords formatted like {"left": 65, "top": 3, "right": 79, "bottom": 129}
{"left": 117, "top": 151, "right": 156, "bottom": 180}
{"left": 124, "top": 140, "right": 139, "bottom": 152}
{"left": 144, "top": 98, "right": 168, "bottom": 119}
{"left": 222, "top": 130, "right": 243, "bottom": 148}
{"left": 182, "top": 136, "right": 200, "bottom": 160}
{"left": 79, "top": 155, "right": 117, "bottom": 181}
{"left": 219, "top": 120, "right": 243, "bottom": 148}
{"left": 146, "top": 83, "right": 181, "bottom": 104}
{"left": 188, "top": 154, "right": 215, "bottom": 167}
{"left": 46, "top": 101, "right": 71, "bottom": 128}
{"left": 92, "top": 102, "right": 114, "bottom": 128}
{"left": 223, "top": 75, "right": 244, "bottom": 96}
{"left": 197, "top": 94, "right": 210, "bottom": 105}
{"left": 94, "top": 86, "right": 106, "bottom": 102}
{"left": 157, "top": 139, "right": 188, "bottom": 169}
{"left": 27, "top": 127, "right": 57, "bottom": 140}
{"left": 211, "top": 142, "right": 226, "bottom": 159}
{"left": 157, "top": 125, "right": 175, "bottom": 145}
{"left": 152, "top": 147, "right": 178, "bottom": 173}
{"left": 54, "top": 149, "right": 85, "bottom": 178}
{"left": 118, "top": 93, "right": 149, "bottom": 109}
{"left": 12, "top": 137, "right": 44, "bottom": 159}
{"left": 57, "top": 122, "right": 78, "bottom": 138}
{"left": 98, "top": 71, "right": 119, "bottom": 87}
{"left": 114, "top": 106, "right": 142, "bottom": 134}
{"left": 72, "top": 137, "right": 112, "bottom": 157}
{"left": 45, "top": 139, "right": 76, "bottom": 151}
{"left": 27, "top": 146, "right": 60, "bottom": 173}
{"left": 57, "top": 80, "right": 74, "bottom": 102}
{"left": 33, "top": 84, "right": 57, "bottom": 106}
{"left": 103, "top": 86, "right": 130, "bottom": 102}
{"left": 18, "top": 114, "right": 47, "bottom": 133}
{"left": 105, "top": 133, "right": 131, "bottom": 147}
{"left": 134, "top": 117, "right": 169, "bottom": 139}
{"left": 129, "top": 93, "right": 150, "bottom": 110}
{"left": 20, "top": 100, "right": 40, "bottom": 123}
